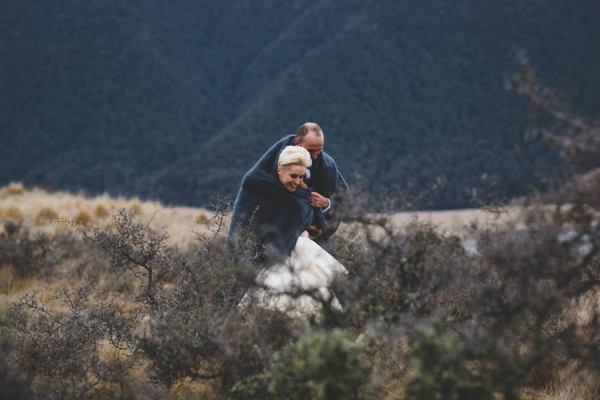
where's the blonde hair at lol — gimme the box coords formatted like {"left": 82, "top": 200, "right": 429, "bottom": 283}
{"left": 278, "top": 146, "right": 312, "bottom": 168}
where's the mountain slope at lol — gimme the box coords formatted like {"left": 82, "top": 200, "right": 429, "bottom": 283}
{"left": 2, "top": 0, "right": 600, "bottom": 208}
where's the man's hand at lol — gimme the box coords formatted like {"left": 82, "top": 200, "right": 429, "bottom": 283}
{"left": 310, "top": 191, "right": 329, "bottom": 209}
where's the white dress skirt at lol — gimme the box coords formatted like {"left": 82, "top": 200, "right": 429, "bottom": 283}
{"left": 239, "top": 236, "right": 348, "bottom": 317}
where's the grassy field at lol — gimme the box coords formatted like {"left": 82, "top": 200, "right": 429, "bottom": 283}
{"left": 0, "top": 182, "right": 213, "bottom": 247}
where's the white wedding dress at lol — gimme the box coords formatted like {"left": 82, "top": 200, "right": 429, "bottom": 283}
{"left": 239, "top": 236, "right": 348, "bottom": 317}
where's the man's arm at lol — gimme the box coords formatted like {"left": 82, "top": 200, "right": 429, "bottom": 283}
{"left": 310, "top": 157, "right": 347, "bottom": 212}
{"left": 309, "top": 191, "right": 330, "bottom": 210}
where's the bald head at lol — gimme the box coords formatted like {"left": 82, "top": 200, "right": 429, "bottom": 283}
{"left": 293, "top": 122, "right": 324, "bottom": 160}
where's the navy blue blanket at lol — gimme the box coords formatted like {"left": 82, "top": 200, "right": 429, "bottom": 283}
{"left": 248, "top": 135, "right": 348, "bottom": 200}
{"left": 228, "top": 164, "right": 315, "bottom": 262}
{"left": 229, "top": 135, "right": 347, "bottom": 259}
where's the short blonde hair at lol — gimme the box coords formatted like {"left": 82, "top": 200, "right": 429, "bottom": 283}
{"left": 278, "top": 146, "right": 312, "bottom": 168}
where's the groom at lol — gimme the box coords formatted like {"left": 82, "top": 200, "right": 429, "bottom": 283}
{"left": 230, "top": 122, "right": 348, "bottom": 252}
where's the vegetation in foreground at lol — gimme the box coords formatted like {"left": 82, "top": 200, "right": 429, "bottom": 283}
{"left": 1, "top": 61, "right": 600, "bottom": 399}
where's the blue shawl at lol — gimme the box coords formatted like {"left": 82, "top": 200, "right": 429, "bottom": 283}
{"left": 229, "top": 135, "right": 347, "bottom": 259}
{"left": 249, "top": 135, "right": 348, "bottom": 199}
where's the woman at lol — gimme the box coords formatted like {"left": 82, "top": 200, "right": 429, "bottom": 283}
{"left": 230, "top": 146, "right": 347, "bottom": 316}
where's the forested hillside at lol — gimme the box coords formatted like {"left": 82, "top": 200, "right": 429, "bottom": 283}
{"left": 2, "top": 0, "right": 599, "bottom": 208}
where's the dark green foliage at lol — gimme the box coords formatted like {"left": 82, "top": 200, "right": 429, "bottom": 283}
{"left": 267, "top": 328, "right": 369, "bottom": 400}
{"left": 406, "top": 326, "right": 492, "bottom": 400}
{"left": 334, "top": 217, "right": 469, "bottom": 326}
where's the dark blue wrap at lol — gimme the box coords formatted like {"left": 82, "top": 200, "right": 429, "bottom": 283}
{"left": 248, "top": 135, "right": 348, "bottom": 199}
{"left": 229, "top": 135, "right": 347, "bottom": 259}
{"left": 228, "top": 153, "right": 315, "bottom": 261}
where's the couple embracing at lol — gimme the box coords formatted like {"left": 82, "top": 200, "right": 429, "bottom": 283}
{"left": 228, "top": 122, "right": 349, "bottom": 315}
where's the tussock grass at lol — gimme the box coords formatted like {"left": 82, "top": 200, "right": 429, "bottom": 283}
{"left": 521, "top": 367, "right": 600, "bottom": 400}
{"left": 74, "top": 209, "right": 93, "bottom": 225}
{"left": 35, "top": 206, "right": 59, "bottom": 225}
{"left": 0, "top": 182, "right": 25, "bottom": 196}
{"left": 0, "top": 183, "right": 211, "bottom": 248}
{"left": 94, "top": 204, "right": 110, "bottom": 219}
{"left": 0, "top": 206, "right": 24, "bottom": 222}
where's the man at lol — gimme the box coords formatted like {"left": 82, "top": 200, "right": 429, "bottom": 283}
{"left": 229, "top": 122, "right": 348, "bottom": 253}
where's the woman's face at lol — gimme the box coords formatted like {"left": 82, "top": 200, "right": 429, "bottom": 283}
{"left": 277, "top": 164, "right": 306, "bottom": 192}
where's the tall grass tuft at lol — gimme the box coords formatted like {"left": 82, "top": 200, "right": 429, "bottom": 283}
{"left": 0, "top": 206, "right": 24, "bottom": 222}
{"left": 74, "top": 210, "right": 92, "bottom": 225}
{"left": 36, "top": 207, "right": 59, "bottom": 225}
{"left": 1, "top": 182, "right": 25, "bottom": 196}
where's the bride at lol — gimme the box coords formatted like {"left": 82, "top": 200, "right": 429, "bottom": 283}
{"left": 229, "top": 146, "right": 348, "bottom": 316}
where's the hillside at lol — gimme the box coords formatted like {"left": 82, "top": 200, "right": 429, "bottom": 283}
{"left": 2, "top": 1, "right": 600, "bottom": 208}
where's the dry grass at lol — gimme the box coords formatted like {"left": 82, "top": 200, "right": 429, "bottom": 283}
{"left": 521, "top": 366, "right": 600, "bottom": 400}
{"left": 0, "top": 183, "right": 214, "bottom": 312}
{"left": 36, "top": 206, "right": 59, "bottom": 225}
{"left": 170, "top": 377, "right": 218, "bottom": 399}
{"left": 0, "top": 182, "right": 25, "bottom": 196}
{"left": 0, "top": 183, "right": 213, "bottom": 248}
{"left": 0, "top": 205, "right": 24, "bottom": 222}
{"left": 0, "top": 183, "right": 518, "bottom": 247}
{"left": 94, "top": 204, "right": 110, "bottom": 219}
{"left": 386, "top": 206, "right": 523, "bottom": 238}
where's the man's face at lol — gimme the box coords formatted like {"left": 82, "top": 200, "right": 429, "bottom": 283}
{"left": 295, "top": 133, "right": 324, "bottom": 160}
{"left": 278, "top": 164, "right": 307, "bottom": 192}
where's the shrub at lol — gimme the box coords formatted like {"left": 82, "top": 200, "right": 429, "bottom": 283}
{"left": 267, "top": 328, "right": 371, "bottom": 400}
{"left": 0, "top": 220, "right": 86, "bottom": 279}
{"left": 9, "top": 280, "right": 139, "bottom": 398}
{"left": 76, "top": 209, "right": 176, "bottom": 309}
{"left": 0, "top": 337, "right": 32, "bottom": 400}
{"left": 334, "top": 217, "right": 469, "bottom": 328}
{"left": 405, "top": 325, "right": 492, "bottom": 400}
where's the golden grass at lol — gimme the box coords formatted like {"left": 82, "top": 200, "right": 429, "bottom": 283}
{"left": 171, "top": 377, "right": 218, "bottom": 399}
{"left": 0, "top": 183, "right": 215, "bottom": 313}
{"left": 0, "top": 183, "right": 212, "bottom": 248}
{"left": 0, "top": 205, "right": 24, "bottom": 222}
{"left": 196, "top": 211, "right": 210, "bottom": 224}
{"left": 74, "top": 210, "right": 93, "bottom": 225}
{"left": 386, "top": 206, "right": 523, "bottom": 238}
{"left": 127, "top": 201, "right": 144, "bottom": 216}
{"left": 521, "top": 365, "right": 600, "bottom": 400}
{"left": 0, "top": 182, "right": 25, "bottom": 195}
{"left": 94, "top": 204, "right": 110, "bottom": 219}
{"left": 36, "top": 206, "right": 59, "bottom": 225}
